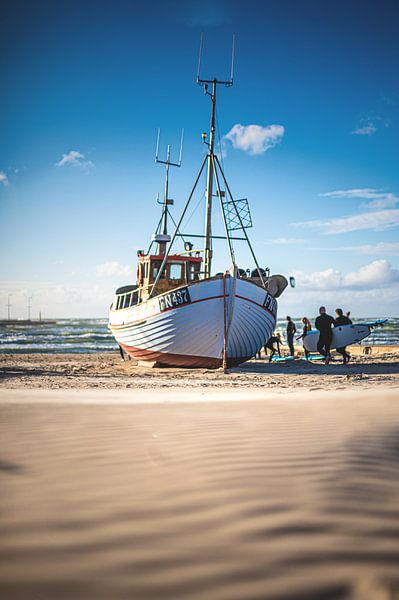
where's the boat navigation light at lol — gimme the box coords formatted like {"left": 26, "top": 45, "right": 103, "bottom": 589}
{"left": 289, "top": 276, "right": 296, "bottom": 288}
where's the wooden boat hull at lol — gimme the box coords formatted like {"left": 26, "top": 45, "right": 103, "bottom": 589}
{"left": 109, "top": 276, "right": 277, "bottom": 368}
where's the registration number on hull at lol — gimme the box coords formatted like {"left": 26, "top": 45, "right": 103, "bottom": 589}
{"left": 159, "top": 287, "right": 191, "bottom": 312}
{"left": 263, "top": 293, "right": 277, "bottom": 317}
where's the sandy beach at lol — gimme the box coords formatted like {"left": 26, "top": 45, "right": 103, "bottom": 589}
{"left": 1, "top": 350, "right": 399, "bottom": 599}
{"left": 1, "top": 345, "right": 399, "bottom": 390}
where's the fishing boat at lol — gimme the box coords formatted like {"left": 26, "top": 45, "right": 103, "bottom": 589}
{"left": 109, "top": 44, "right": 291, "bottom": 369}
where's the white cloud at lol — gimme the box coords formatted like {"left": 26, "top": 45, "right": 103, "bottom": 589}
{"left": 271, "top": 237, "right": 305, "bottom": 245}
{"left": 224, "top": 123, "right": 284, "bottom": 155}
{"left": 96, "top": 261, "right": 132, "bottom": 277}
{"left": 319, "top": 188, "right": 399, "bottom": 209}
{"left": 0, "top": 171, "right": 9, "bottom": 186}
{"left": 279, "top": 283, "right": 399, "bottom": 318}
{"left": 0, "top": 280, "right": 113, "bottom": 319}
{"left": 344, "top": 260, "right": 399, "bottom": 289}
{"left": 294, "top": 209, "right": 399, "bottom": 234}
{"left": 292, "top": 260, "right": 399, "bottom": 291}
{"left": 328, "top": 242, "right": 399, "bottom": 256}
{"left": 352, "top": 114, "right": 389, "bottom": 136}
{"left": 350, "top": 242, "right": 399, "bottom": 256}
{"left": 352, "top": 122, "right": 377, "bottom": 136}
{"left": 55, "top": 150, "right": 94, "bottom": 169}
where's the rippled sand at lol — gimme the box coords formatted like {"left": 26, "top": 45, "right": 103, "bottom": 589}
{"left": 1, "top": 387, "right": 399, "bottom": 599}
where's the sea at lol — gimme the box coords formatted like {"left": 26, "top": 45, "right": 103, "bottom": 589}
{"left": 1, "top": 317, "right": 398, "bottom": 354}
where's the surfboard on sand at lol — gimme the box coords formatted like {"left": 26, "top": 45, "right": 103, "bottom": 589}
{"left": 303, "top": 320, "right": 386, "bottom": 354}
{"left": 271, "top": 355, "right": 324, "bottom": 362}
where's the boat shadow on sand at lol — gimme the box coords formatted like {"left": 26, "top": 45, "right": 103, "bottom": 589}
{"left": 0, "top": 366, "right": 84, "bottom": 381}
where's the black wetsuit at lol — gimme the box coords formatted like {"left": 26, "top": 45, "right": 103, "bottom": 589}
{"left": 335, "top": 315, "right": 352, "bottom": 362}
{"left": 302, "top": 324, "right": 312, "bottom": 358}
{"left": 315, "top": 313, "right": 335, "bottom": 357}
{"left": 286, "top": 321, "right": 296, "bottom": 356}
{"left": 264, "top": 335, "right": 281, "bottom": 362}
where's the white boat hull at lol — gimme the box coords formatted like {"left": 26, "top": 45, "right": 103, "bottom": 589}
{"left": 109, "top": 276, "right": 277, "bottom": 368}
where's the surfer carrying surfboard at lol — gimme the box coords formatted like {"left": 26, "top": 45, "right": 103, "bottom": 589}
{"left": 334, "top": 308, "right": 352, "bottom": 364}
{"left": 315, "top": 306, "right": 335, "bottom": 364}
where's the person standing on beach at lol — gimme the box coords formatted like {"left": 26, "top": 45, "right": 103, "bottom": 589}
{"left": 315, "top": 306, "right": 335, "bottom": 364}
{"left": 335, "top": 308, "right": 352, "bottom": 364}
{"left": 299, "top": 317, "right": 312, "bottom": 359}
{"left": 286, "top": 316, "right": 296, "bottom": 357}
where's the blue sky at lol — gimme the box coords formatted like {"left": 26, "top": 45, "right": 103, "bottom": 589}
{"left": 1, "top": 0, "right": 398, "bottom": 318}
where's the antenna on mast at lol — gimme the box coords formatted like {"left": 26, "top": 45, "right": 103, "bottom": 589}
{"left": 153, "top": 129, "right": 184, "bottom": 255}
{"left": 196, "top": 33, "right": 236, "bottom": 278}
{"left": 197, "top": 32, "right": 204, "bottom": 83}
{"left": 197, "top": 32, "right": 235, "bottom": 87}
{"left": 230, "top": 33, "right": 235, "bottom": 83}
{"left": 155, "top": 128, "right": 184, "bottom": 167}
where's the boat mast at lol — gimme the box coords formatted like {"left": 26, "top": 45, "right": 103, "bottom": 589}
{"left": 155, "top": 129, "right": 183, "bottom": 255}
{"left": 151, "top": 34, "right": 269, "bottom": 296}
{"left": 203, "top": 80, "right": 216, "bottom": 279}
{"left": 197, "top": 34, "right": 235, "bottom": 279}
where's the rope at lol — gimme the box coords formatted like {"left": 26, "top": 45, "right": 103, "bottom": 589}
{"left": 216, "top": 106, "right": 225, "bottom": 173}
{"left": 183, "top": 191, "right": 206, "bottom": 229}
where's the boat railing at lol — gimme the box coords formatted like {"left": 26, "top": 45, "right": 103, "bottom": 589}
{"left": 112, "top": 288, "right": 140, "bottom": 311}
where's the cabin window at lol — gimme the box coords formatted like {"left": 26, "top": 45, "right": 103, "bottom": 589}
{"left": 144, "top": 262, "right": 150, "bottom": 280}
{"left": 169, "top": 263, "right": 182, "bottom": 280}
{"left": 152, "top": 261, "right": 165, "bottom": 279}
{"left": 124, "top": 294, "right": 131, "bottom": 308}
{"left": 188, "top": 262, "right": 198, "bottom": 281}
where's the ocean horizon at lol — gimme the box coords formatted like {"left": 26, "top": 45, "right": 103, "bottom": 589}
{"left": 1, "top": 317, "right": 398, "bottom": 354}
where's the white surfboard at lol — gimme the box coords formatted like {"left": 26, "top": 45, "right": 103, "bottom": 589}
{"left": 303, "top": 323, "right": 372, "bottom": 353}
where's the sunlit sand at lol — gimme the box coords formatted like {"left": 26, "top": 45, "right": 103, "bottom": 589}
{"left": 1, "top": 350, "right": 399, "bottom": 599}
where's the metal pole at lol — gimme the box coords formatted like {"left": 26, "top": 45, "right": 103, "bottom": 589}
{"left": 214, "top": 155, "right": 266, "bottom": 288}
{"left": 204, "top": 80, "right": 217, "bottom": 279}
{"left": 27, "top": 296, "right": 32, "bottom": 320}
{"left": 222, "top": 274, "right": 228, "bottom": 373}
{"left": 7, "top": 294, "right": 12, "bottom": 320}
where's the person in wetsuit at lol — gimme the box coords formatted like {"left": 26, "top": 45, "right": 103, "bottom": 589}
{"left": 315, "top": 306, "right": 335, "bottom": 364}
{"left": 286, "top": 316, "right": 296, "bottom": 357}
{"left": 264, "top": 333, "right": 281, "bottom": 362}
{"left": 300, "top": 317, "right": 312, "bottom": 359}
{"left": 335, "top": 308, "right": 352, "bottom": 364}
